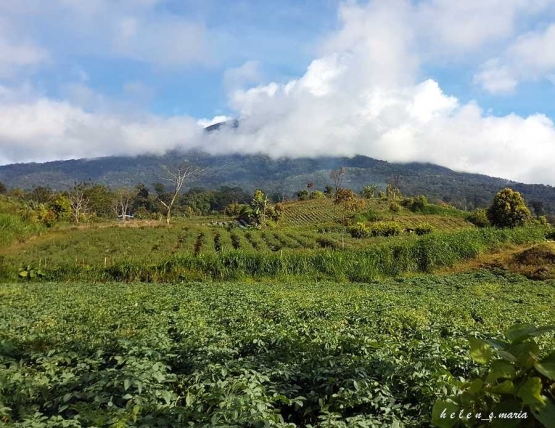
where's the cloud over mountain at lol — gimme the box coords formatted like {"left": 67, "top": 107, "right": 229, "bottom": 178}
{"left": 1, "top": 0, "right": 555, "bottom": 185}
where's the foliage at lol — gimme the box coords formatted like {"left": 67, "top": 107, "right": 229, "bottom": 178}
{"left": 310, "top": 190, "right": 325, "bottom": 199}
{"left": 1, "top": 226, "right": 548, "bottom": 282}
{"left": 296, "top": 189, "right": 309, "bottom": 200}
{"left": 1, "top": 273, "right": 554, "bottom": 426}
{"left": 389, "top": 201, "right": 401, "bottom": 213}
{"left": 402, "top": 195, "right": 428, "bottom": 212}
{"left": 361, "top": 184, "right": 379, "bottom": 199}
{"left": 334, "top": 189, "right": 366, "bottom": 224}
{"left": 348, "top": 222, "right": 370, "bottom": 238}
{"left": 370, "top": 221, "right": 403, "bottom": 237}
{"left": 415, "top": 223, "right": 434, "bottom": 236}
{"left": 488, "top": 188, "right": 532, "bottom": 228}
{"left": 224, "top": 202, "right": 244, "bottom": 217}
{"left": 433, "top": 324, "right": 555, "bottom": 428}
{"left": 468, "top": 208, "right": 490, "bottom": 228}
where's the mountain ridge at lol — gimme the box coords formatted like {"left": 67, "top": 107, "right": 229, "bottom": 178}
{"left": 0, "top": 151, "right": 553, "bottom": 212}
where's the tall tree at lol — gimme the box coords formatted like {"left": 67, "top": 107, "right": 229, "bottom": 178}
{"left": 158, "top": 161, "right": 204, "bottom": 224}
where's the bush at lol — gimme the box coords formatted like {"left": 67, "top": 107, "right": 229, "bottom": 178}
{"left": 401, "top": 195, "right": 427, "bottom": 212}
{"left": 310, "top": 191, "right": 325, "bottom": 199}
{"left": 414, "top": 223, "right": 433, "bottom": 236}
{"left": 370, "top": 221, "right": 402, "bottom": 237}
{"left": 348, "top": 222, "right": 370, "bottom": 238}
{"left": 487, "top": 188, "right": 532, "bottom": 228}
{"left": 389, "top": 202, "right": 400, "bottom": 213}
{"left": 468, "top": 208, "right": 490, "bottom": 227}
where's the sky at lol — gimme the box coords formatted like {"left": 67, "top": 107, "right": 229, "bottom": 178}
{"left": 2, "top": 0, "right": 555, "bottom": 185}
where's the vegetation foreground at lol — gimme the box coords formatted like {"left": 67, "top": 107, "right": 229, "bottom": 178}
{"left": 1, "top": 273, "right": 554, "bottom": 427}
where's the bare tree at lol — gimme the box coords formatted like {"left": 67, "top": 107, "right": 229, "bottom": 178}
{"left": 330, "top": 166, "right": 346, "bottom": 195}
{"left": 68, "top": 183, "right": 89, "bottom": 224}
{"left": 113, "top": 187, "right": 136, "bottom": 222}
{"left": 158, "top": 161, "right": 205, "bottom": 224}
{"left": 386, "top": 175, "right": 402, "bottom": 200}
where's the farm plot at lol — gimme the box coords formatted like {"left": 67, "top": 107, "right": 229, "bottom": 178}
{"left": 1, "top": 273, "right": 554, "bottom": 426}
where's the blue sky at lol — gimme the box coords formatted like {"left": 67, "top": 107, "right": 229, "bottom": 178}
{"left": 2, "top": 0, "right": 555, "bottom": 185}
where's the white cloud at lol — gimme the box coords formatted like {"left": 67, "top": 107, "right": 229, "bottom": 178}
{"left": 199, "top": 1, "right": 555, "bottom": 185}
{"left": 0, "top": 85, "right": 203, "bottom": 165}
{"left": 196, "top": 115, "right": 232, "bottom": 128}
{"left": 0, "top": 19, "right": 48, "bottom": 77}
{"left": 224, "top": 61, "right": 262, "bottom": 92}
{"left": 414, "top": 0, "right": 551, "bottom": 56}
{"left": 2, "top": 0, "right": 555, "bottom": 186}
{"left": 475, "top": 23, "right": 555, "bottom": 93}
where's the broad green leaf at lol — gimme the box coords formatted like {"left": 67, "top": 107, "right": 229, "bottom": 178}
{"left": 468, "top": 378, "right": 483, "bottom": 395}
{"left": 432, "top": 400, "right": 460, "bottom": 428}
{"left": 535, "top": 352, "right": 555, "bottom": 381}
{"left": 489, "top": 380, "right": 515, "bottom": 395}
{"left": 124, "top": 379, "right": 131, "bottom": 391}
{"left": 506, "top": 324, "right": 537, "bottom": 344}
{"left": 531, "top": 397, "right": 555, "bottom": 428}
{"left": 517, "top": 377, "right": 546, "bottom": 406}
{"left": 469, "top": 338, "right": 492, "bottom": 364}
{"left": 509, "top": 342, "right": 540, "bottom": 369}
{"left": 498, "top": 350, "right": 518, "bottom": 363}
{"left": 485, "top": 338, "right": 511, "bottom": 351}
{"left": 530, "top": 325, "right": 555, "bottom": 337}
{"left": 486, "top": 361, "right": 516, "bottom": 383}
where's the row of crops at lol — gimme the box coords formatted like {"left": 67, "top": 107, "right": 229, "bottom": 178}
{"left": 1, "top": 272, "right": 554, "bottom": 426}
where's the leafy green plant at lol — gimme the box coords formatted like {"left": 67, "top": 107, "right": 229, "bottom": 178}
{"left": 18, "top": 265, "right": 45, "bottom": 280}
{"left": 488, "top": 188, "right": 532, "bottom": 228}
{"left": 433, "top": 324, "right": 555, "bottom": 427}
{"left": 348, "top": 222, "right": 370, "bottom": 238}
{"left": 370, "top": 221, "right": 402, "bottom": 237}
{"left": 415, "top": 223, "right": 434, "bottom": 236}
{"left": 468, "top": 208, "right": 490, "bottom": 228}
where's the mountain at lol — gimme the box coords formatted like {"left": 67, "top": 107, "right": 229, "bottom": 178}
{"left": 0, "top": 151, "right": 554, "bottom": 213}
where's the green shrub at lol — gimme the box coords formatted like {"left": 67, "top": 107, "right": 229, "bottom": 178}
{"left": 414, "top": 223, "right": 433, "bottom": 236}
{"left": 433, "top": 323, "right": 555, "bottom": 428}
{"left": 401, "top": 195, "right": 427, "bottom": 212}
{"left": 310, "top": 190, "right": 325, "bottom": 199}
{"left": 468, "top": 208, "right": 490, "bottom": 227}
{"left": 370, "top": 221, "right": 402, "bottom": 237}
{"left": 348, "top": 222, "right": 370, "bottom": 238}
{"left": 389, "top": 201, "right": 400, "bottom": 213}
{"left": 488, "top": 188, "right": 532, "bottom": 228}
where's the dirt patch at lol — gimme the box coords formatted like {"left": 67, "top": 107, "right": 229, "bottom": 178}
{"left": 440, "top": 242, "right": 555, "bottom": 280}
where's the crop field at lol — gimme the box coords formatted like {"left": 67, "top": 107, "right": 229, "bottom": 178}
{"left": 280, "top": 199, "right": 472, "bottom": 229}
{"left": 1, "top": 272, "right": 554, "bottom": 427}
{"left": 0, "top": 226, "right": 548, "bottom": 282}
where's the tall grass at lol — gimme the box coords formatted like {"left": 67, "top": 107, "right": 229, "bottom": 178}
{"left": 0, "top": 214, "right": 43, "bottom": 247}
{"left": 5, "top": 226, "right": 547, "bottom": 283}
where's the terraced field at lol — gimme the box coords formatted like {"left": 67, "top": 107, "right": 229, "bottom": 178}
{"left": 281, "top": 198, "right": 472, "bottom": 229}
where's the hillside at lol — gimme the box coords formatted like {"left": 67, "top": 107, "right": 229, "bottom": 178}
{"left": 1, "top": 151, "right": 555, "bottom": 212}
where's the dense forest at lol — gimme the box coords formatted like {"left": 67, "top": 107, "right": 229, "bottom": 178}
{"left": 1, "top": 152, "right": 555, "bottom": 213}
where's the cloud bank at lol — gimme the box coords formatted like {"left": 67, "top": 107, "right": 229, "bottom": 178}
{"left": 1, "top": 0, "right": 555, "bottom": 185}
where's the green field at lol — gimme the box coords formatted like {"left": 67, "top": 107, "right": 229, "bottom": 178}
{"left": 1, "top": 192, "right": 555, "bottom": 427}
{"left": 1, "top": 272, "right": 554, "bottom": 427}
